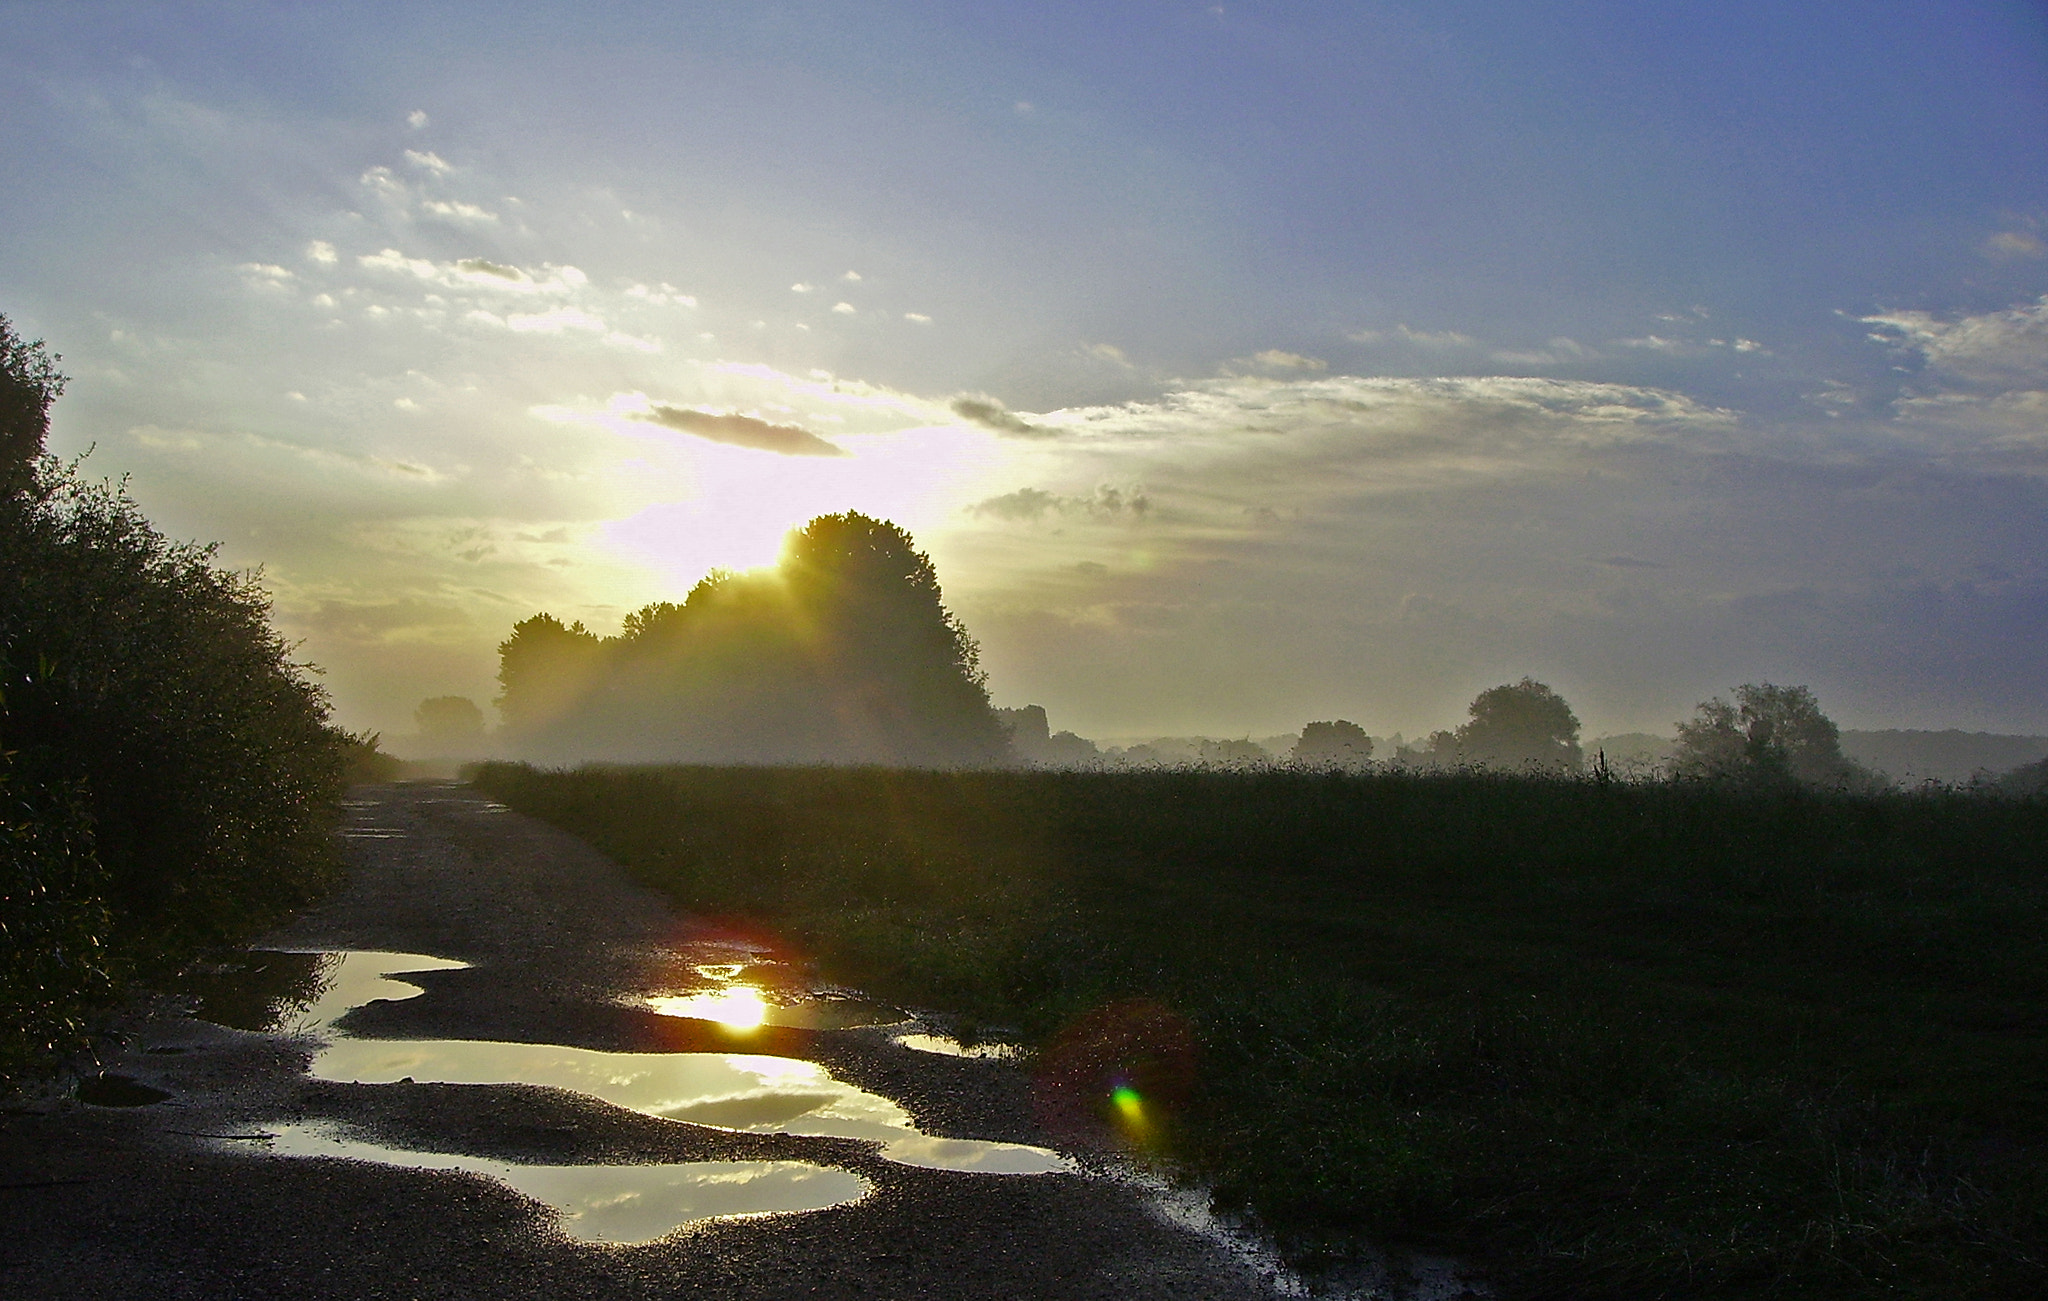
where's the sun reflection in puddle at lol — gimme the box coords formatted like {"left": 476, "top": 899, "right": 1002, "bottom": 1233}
{"left": 262, "top": 1122, "right": 869, "bottom": 1243}
{"left": 216, "top": 947, "right": 1070, "bottom": 1226}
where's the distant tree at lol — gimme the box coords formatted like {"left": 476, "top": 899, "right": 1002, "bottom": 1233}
{"left": 1453, "top": 679, "right": 1583, "bottom": 773}
{"left": 1671, "top": 683, "right": 1868, "bottom": 788}
{"left": 2, "top": 315, "right": 65, "bottom": 494}
{"left": 1198, "top": 738, "right": 1272, "bottom": 767}
{"left": 414, "top": 696, "right": 486, "bottom": 748}
{"left": 1292, "top": 720, "right": 1373, "bottom": 769}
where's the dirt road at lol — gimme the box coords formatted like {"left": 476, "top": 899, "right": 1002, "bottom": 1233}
{"left": 0, "top": 783, "right": 1299, "bottom": 1300}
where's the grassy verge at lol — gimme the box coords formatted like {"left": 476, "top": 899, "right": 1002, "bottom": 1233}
{"left": 473, "top": 762, "right": 2048, "bottom": 1298}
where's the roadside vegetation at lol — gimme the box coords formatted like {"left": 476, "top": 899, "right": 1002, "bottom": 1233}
{"left": 475, "top": 760, "right": 2048, "bottom": 1299}
{"left": 1, "top": 315, "right": 358, "bottom": 1084}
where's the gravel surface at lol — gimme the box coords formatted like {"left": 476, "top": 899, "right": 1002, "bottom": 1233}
{"left": 0, "top": 783, "right": 1308, "bottom": 1300}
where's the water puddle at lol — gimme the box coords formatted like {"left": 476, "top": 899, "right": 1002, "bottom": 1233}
{"left": 205, "top": 950, "right": 1068, "bottom": 1240}
{"left": 643, "top": 989, "right": 904, "bottom": 1031}
{"left": 893, "top": 1033, "right": 1025, "bottom": 1062}
{"left": 261, "top": 1122, "right": 869, "bottom": 1244}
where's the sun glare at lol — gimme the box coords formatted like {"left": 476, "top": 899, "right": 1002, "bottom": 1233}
{"left": 648, "top": 986, "right": 770, "bottom": 1031}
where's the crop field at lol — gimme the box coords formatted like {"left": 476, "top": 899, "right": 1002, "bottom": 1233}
{"left": 473, "top": 762, "right": 2048, "bottom": 1299}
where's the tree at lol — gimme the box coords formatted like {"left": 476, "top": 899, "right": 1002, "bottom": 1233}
{"left": 1453, "top": 679, "right": 1583, "bottom": 773}
{"left": 1, "top": 315, "right": 65, "bottom": 494}
{"left": 1671, "top": 683, "right": 1867, "bottom": 788}
{"left": 415, "top": 696, "right": 486, "bottom": 749}
{"left": 1292, "top": 720, "right": 1373, "bottom": 769}
{"left": 494, "top": 514, "right": 1008, "bottom": 766}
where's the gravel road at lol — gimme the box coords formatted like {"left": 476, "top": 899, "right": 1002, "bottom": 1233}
{"left": 0, "top": 783, "right": 1306, "bottom": 1300}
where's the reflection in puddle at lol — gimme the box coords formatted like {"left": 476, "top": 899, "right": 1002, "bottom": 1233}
{"left": 894, "top": 1033, "right": 1025, "bottom": 1062}
{"left": 645, "top": 990, "right": 905, "bottom": 1031}
{"left": 263, "top": 1122, "right": 870, "bottom": 1244}
{"left": 210, "top": 947, "right": 1068, "bottom": 1229}
{"left": 312, "top": 1032, "right": 1068, "bottom": 1174}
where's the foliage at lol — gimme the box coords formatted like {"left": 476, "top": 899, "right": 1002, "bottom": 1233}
{"left": 1674, "top": 682, "right": 1874, "bottom": 789}
{"left": 479, "top": 760, "right": 2048, "bottom": 1299}
{"left": 0, "top": 315, "right": 65, "bottom": 493}
{"left": 0, "top": 756, "right": 111, "bottom": 1082}
{"left": 1292, "top": 719, "right": 1373, "bottom": 767}
{"left": 414, "top": 695, "right": 486, "bottom": 747}
{"left": 337, "top": 730, "right": 403, "bottom": 784}
{"left": 495, "top": 512, "right": 1007, "bottom": 766}
{"left": 0, "top": 454, "right": 348, "bottom": 982}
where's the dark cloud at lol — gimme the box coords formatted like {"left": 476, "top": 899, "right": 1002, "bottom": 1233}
{"left": 968, "top": 485, "right": 1150, "bottom": 521}
{"left": 643, "top": 405, "right": 846, "bottom": 456}
{"left": 951, "top": 396, "right": 1054, "bottom": 438}
{"left": 969, "top": 487, "right": 1058, "bottom": 520}
{"left": 456, "top": 257, "right": 524, "bottom": 280}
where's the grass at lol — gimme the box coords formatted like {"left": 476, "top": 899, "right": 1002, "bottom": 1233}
{"left": 471, "top": 761, "right": 2048, "bottom": 1298}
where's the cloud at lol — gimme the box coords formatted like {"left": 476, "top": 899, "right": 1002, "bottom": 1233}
{"left": 639, "top": 406, "right": 848, "bottom": 456}
{"left": 504, "top": 307, "right": 607, "bottom": 334}
{"left": 968, "top": 485, "right": 1150, "bottom": 521}
{"left": 831, "top": 301, "right": 856, "bottom": 315}
{"left": 1864, "top": 296, "right": 2048, "bottom": 389}
{"left": 1241, "top": 350, "right": 1326, "bottom": 373}
{"left": 406, "top": 109, "right": 428, "bottom": 129}
{"left": 951, "top": 395, "right": 1054, "bottom": 438}
{"left": 421, "top": 199, "right": 498, "bottom": 224}
{"left": 404, "top": 149, "right": 452, "bottom": 174}
{"left": 357, "top": 249, "right": 586, "bottom": 295}
{"left": 904, "top": 312, "right": 932, "bottom": 323}
{"left": 1985, "top": 230, "right": 2045, "bottom": 260}
{"left": 306, "top": 240, "right": 338, "bottom": 265}
{"left": 1348, "top": 325, "right": 1480, "bottom": 348}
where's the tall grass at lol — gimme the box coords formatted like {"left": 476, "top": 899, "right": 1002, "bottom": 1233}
{"left": 476, "top": 761, "right": 2048, "bottom": 1298}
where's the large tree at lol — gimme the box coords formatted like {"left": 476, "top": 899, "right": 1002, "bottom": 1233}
{"left": 1671, "top": 683, "right": 1868, "bottom": 788}
{"left": 496, "top": 513, "right": 1008, "bottom": 766}
{"left": 1445, "top": 679, "right": 1584, "bottom": 773}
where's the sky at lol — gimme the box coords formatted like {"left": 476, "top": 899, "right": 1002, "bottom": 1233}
{"left": 3, "top": 1, "right": 2045, "bottom": 741}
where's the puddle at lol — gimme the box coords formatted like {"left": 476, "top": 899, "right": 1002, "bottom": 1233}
{"left": 894, "top": 1033, "right": 1025, "bottom": 1062}
{"left": 644, "top": 990, "right": 905, "bottom": 1031}
{"left": 202, "top": 948, "right": 1069, "bottom": 1229}
{"left": 261, "top": 1122, "right": 869, "bottom": 1244}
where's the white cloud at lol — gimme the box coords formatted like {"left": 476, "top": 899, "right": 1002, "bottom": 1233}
{"left": 357, "top": 249, "right": 587, "bottom": 295}
{"left": 421, "top": 199, "right": 498, "bottom": 224}
{"left": 831, "top": 301, "right": 856, "bottom": 315}
{"left": 406, "top": 109, "right": 428, "bottom": 129}
{"left": 306, "top": 240, "right": 338, "bottom": 265}
{"left": 905, "top": 312, "right": 932, "bottom": 323}
{"left": 1349, "top": 324, "right": 1480, "bottom": 348}
{"left": 842, "top": 270, "right": 862, "bottom": 282}
{"left": 404, "top": 149, "right": 453, "bottom": 174}
{"left": 791, "top": 282, "right": 813, "bottom": 293}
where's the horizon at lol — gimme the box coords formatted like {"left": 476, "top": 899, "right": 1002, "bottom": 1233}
{"left": 4, "top": 2, "right": 2044, "bottom": 740}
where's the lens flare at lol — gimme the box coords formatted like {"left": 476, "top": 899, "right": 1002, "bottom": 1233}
{"left": 1111, "top": 1084, "right": 1144, "bottom": 1121}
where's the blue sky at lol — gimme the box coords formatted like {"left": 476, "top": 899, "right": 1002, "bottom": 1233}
{"left": 4, "top": 2, "right": 2045, "bottom": 739}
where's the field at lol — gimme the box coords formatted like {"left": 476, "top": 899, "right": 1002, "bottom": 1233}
{"left": 472, "top": 762, "right": 2048, "bottom": 1299}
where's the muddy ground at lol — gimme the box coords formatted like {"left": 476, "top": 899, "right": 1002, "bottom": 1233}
{"left": 0, "top": 783, "right": 1345, "bottom": 1300}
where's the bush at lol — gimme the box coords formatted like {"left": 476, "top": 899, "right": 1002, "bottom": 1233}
{"left": 0, "top": 758, "right": 112, "bottom": 1081}
{"left": 0, "top": 456, "right": 348, "bottom": 1005}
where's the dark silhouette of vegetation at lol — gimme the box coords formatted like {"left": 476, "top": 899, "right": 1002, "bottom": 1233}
{"left": 414, "top": 695, "right": 487, "bottom": 750}
{"left": 1, "top": 314, "right": 350, "bottom": 1083}
{"left": 1673, "top": 682, "right": 1874, "bottom": 789}
{"left": 1402, "top": 678, "right": 1583, "bottom": 773}
{"left": 1, "top": 315, "right": 65, "bottom": 495}
{"left": 1291, "top": 719, "right": 1372, "bottom": 768}
{"left": 995, "top": 704, "right": 1104, "bottom": 767}
{"left": 496, "top": 513, "right": 1007, "bottom": 766}
{"left": 477, "top": 760, "right": 2048, "bottom": 1299}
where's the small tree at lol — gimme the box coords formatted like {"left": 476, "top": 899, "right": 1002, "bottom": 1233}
{"left": 1292, "top": 720, "right": 1373, "bottom": 769}
{"left": 1671, "top": 683, "right": 1867, "bottom": 788}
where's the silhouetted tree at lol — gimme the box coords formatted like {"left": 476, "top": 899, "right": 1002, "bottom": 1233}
{"left": 1671, "top": 683, "right": 1869, "bottom": 788}
{"left": 1292, "top": 720, "right": 1373, "bottom": 769}
{"left": 1451, "top": 679, "right": 1583, "bottom": 773}
{"left": 495, "top": 615, "right": 602, "bottom": 742}
{"left": 2, "top": 315, "right": 65, "bottom": 495}
{"left": 495, "top": 514, "right": 1007, "bottom": 766}
{"left": 415, "top": 696, "right": 486, "bottom": 749}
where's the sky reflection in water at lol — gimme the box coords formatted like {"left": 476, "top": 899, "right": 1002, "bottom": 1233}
{"left": 230, "top": 950, "right": 1066, "bottom": 1241}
